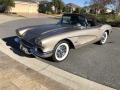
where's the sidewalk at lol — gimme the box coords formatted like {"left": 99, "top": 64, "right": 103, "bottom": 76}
{"left": 0, "top": 51, "right": 70, "bottom": 90}
{"left": 0, "top": 51, "right": 48, "bottom": 90}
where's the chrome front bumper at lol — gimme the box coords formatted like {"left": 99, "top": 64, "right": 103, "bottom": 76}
{"left": 16, "top": 37, "right": 52, "bottom": 58}
{"left": 20, "top": 44, "right": 53, "bottom": 58}
{"left": 30, "top": 48, "right": 53, "bottom": 58}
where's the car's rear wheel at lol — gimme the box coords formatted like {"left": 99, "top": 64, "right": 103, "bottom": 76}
{"left": 98, "top": 31, "right": 108, "bottom": 45}
{"left": 52, "top": 41, "right": 70, "bottom": 62}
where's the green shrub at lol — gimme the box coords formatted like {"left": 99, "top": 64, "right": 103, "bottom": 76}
{"left": 91, "top": 14, "right": 120, "bottom": 27}
{"left": 95, "top": 14, "right": 108, "bottom": 23}
{"left": 107, "top": 15, "right": 120, "bottom": 27}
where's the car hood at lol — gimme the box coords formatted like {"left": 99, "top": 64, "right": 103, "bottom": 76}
{"left": 21, "top": 24, "right": 72, "bottom": 44}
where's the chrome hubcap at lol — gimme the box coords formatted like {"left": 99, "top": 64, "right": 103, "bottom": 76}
{"left": 55, "top": 43, "right": 69, "bottom": 61}
{"left": 56, "top": 45, "right": 67, "bottom": 58}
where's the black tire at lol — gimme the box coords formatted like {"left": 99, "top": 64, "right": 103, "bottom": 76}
{"left": 98, "top": 31, "right": 108, "bottom": 45}
{"left": 52, "top": 41, "right": 70, "bottom": 62}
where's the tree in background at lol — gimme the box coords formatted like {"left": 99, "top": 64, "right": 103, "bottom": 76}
{"left": 80, "top": 8, "right": 86, "bottom": 14}
{"left": 90, "top": 0, "right": 115, "bottom": 6}
{"left": 90, "top": 0, "right": 120, "bottom": 14}
{"left": 63, "top": 6, "right": 72, "bottom": 13}
{"left": 0, "top": 0, "right": 15, "bottom": 13}
{"left": 73, "top": 7, "right": 86, "bottom": 14}
{"left": 51, "top": 0, "right": 65, "bottom": 14}
{"left": 90, "top": 3, "right": 105, "bottom": 14}
{"left": 116, "top": 0, "right": 120, "bottom": 13}
{"left": 38, "top": 2, "right": 52, "bottom": 14}
{"left": 74, "top": 7, "right": 81, "bottom": 13}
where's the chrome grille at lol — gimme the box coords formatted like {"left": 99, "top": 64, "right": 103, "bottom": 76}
{"left": 21, "top": 39, "right": 33, "bottom": 48}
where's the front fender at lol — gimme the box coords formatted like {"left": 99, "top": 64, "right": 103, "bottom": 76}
{"left": 100, "top": 24, "right": 112, "bottom": 32}
{"left": 40, "top": 35, "right": 75, "bottom": 53}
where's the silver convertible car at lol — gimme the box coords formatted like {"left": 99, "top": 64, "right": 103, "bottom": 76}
{"left": 16, "top": 14, "right": 112, "bottom": 62}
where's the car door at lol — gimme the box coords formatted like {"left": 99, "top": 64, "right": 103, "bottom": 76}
{"left": 67, "top": 25, "right": 101, "bottom": 48}
{"left": 67, "top": 15, "right": 102, "bottom": 48}
{"left": 77, "top": 27, "right": 101, "bottom": 45}
{"left": 73, "top": 23, "right": 101, "bottom": 47}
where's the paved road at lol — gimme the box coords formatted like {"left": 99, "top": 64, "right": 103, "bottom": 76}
{"left": 0, "top": 17, "right": 57, "bottom": 38}
{"left": 0, "top": 17, "right": 120, "bottom": 89}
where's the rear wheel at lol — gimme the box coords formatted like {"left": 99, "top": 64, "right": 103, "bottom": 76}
{"left": 98, "top": 31, "right": 108, "bottom": 45}
{"left": 52, "top": 41, "right": 70, "bottom": 62}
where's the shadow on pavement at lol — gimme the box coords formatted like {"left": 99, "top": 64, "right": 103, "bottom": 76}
{"left": 2, "top": 36, "right": 53, "bottom": 62}
{"left": 2, "top": 36, "right": 34, "bottom": 58}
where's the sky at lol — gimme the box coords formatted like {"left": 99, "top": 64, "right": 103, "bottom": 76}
{"left": 63, "top": 0, "right": 90, "bottom": 7}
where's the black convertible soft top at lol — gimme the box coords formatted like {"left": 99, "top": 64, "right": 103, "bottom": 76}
{"left": 63, "top": 13, "right": 96, "bottom": 20}
{"left": 63, "top": 13, "right": 100, "bottom": 26}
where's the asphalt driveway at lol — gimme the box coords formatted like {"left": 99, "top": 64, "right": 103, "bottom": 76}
{"left": 0, "top": 17, "right": 120, "bottom": 89}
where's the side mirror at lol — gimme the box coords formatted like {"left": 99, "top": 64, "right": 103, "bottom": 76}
{"left": 76, "top": 23, "right": 86, "bottom": 29}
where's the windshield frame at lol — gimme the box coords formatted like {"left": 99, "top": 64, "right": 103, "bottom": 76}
{"left": 60, "top": 14, "right": 87, "bottom": 27}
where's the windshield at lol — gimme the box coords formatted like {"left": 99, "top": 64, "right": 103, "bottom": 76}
{"left": 60, "top": 15, "right": 86, "bottom": 26}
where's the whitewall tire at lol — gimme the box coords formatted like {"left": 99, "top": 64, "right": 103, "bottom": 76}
{"left": 52, "top": 41, "right": 70, "bottom": 62}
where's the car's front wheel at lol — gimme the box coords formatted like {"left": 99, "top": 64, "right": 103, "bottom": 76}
{"left": 52, "top": 41, "right": 70, "bottom": 62}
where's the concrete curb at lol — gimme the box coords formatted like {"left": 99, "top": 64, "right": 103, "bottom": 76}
{"left": 0, "top": 39, "right": 116, "bottom": 90}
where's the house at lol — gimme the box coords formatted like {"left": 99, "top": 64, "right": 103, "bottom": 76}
{"left": 66, "top": 3, "right": 80, "bottom": 12}
{"left": 10, "top": 0, "right": 39, "bottom": 14}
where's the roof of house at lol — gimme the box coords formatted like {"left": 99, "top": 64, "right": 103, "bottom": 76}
{"left": 66, "top": 3, "right": 80, "bottom": 8}
{"left": 15, "top": 0, "right": 38, "bottom": 3}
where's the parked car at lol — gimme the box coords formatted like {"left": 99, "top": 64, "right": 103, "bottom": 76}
{"left": 16, "top": 13, "right": 112, "bottom": 62}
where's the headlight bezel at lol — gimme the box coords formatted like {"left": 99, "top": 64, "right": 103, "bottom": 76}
{"left": 16, "top": 28, "right": 30, "bottom": 37}
{"left": 35, "top": 38, "right": 42, "bottom": 47}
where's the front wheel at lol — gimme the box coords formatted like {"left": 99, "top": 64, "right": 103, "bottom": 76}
{"left": 52, "top": 41, "right": 70, "bottom": 62}
{"left": 98, "top": 31, "right": 108, "bottom": 45}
